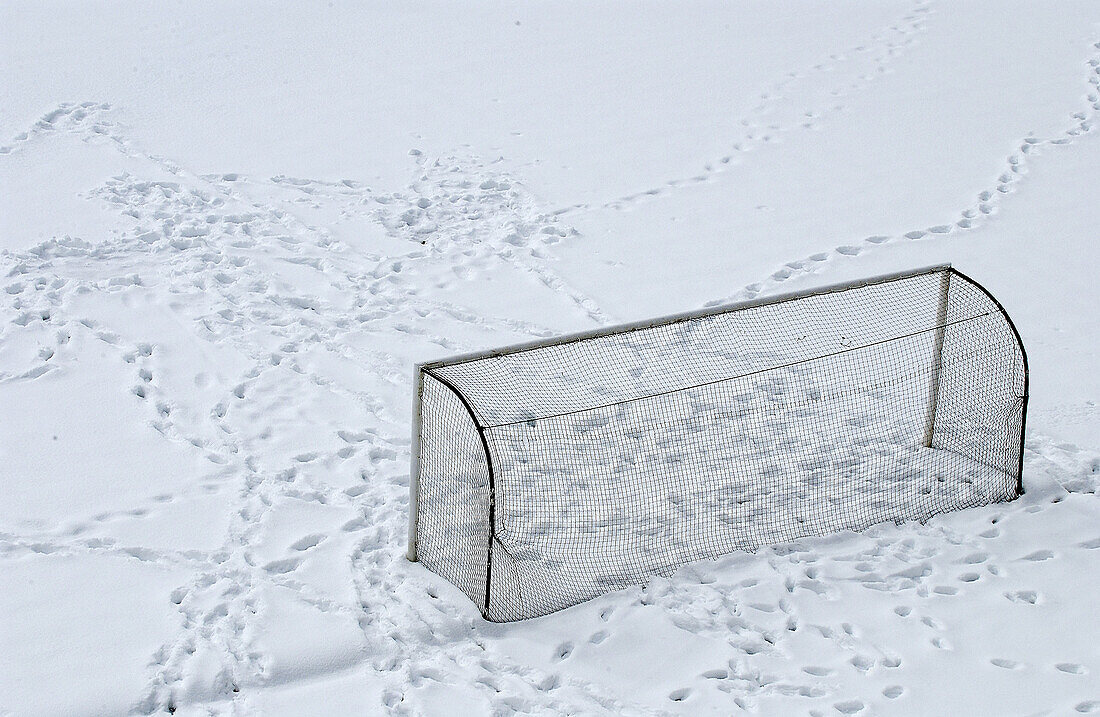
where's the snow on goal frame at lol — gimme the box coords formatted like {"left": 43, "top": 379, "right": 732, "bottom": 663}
{"left": 407, "top": 265, "right": 1028, "bottom": 622}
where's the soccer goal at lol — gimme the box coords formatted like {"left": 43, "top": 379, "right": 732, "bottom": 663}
{"left": 407, "top": 265, "right": 1028, "bottom": 622}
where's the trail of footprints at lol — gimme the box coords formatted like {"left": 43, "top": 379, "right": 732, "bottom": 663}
{"left": 615, "top": 491, "right": 1100, "bottom": 714}
{"left": 708, "top": 38, "right": 1100, "bottom": 307}
{"left": 528, "top": 505, "right": 1094, "bottom": 714}
{"left": 374, "top": 151, "right": 612, "bottom": 325}
{"left": 555, "top": 0, "right": 934, "bottom": 216}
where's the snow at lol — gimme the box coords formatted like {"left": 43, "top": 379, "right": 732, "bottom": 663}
{"left": 1, "top": 0, "right": 1098, "bottom": 714}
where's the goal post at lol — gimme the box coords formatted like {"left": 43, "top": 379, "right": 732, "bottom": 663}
{"left": 923, "top": 268, "right": 951, "bottom": 448}
{"left": 407, "top": 367, "right": 425, "bottom": 562}
{"left": 407, "top": 265, "right": 1029, "bottom": 621}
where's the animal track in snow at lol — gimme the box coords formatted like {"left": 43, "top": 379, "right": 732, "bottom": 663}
{"left": 0, "top": 102, "right": 114, "bottom": 156}
{"left": 1005, "top": 590, "right": 1039, "bottom": 604}
{"left": 289, "top": 534, "right": 325, "bottom": 551}
{"left": 707, "top": 37, "right": 1100, "bottom": 309}
{"left": 570, "top": 1, "right": 933, "bottom": 216}
{"left": 833, "top": 698, "right": 866, "bottom": 714}
{"left": 668, "top": 688, "right": 691, "bottom": 702}
{"left": 375, "top": 152, "right": 611, "bottom": 326}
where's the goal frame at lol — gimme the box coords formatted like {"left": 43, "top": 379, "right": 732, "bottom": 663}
{"left": 406, "top": 264, "right": 1029, "bottom": 616}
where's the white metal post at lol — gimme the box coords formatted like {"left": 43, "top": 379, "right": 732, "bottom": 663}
{"left": 923, "top": 269, "right": 951, "bottom": 447}
{"left": 407, "top": 366, "right": 425, "bottom": 561}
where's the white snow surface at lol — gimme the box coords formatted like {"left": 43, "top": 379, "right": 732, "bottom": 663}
{"left": 1, "top": 1, "right": 1099, "bottom": 715}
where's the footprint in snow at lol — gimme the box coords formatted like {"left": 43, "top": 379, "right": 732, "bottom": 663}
{"left": 289, "top": 533, "right": 325, "bottom": 551}
{"left": 668, "top": 688, "right": 691, "bottom": 702}
{"left": 833, "top": 699, "right": 865, "bottom": 714}
{"left": 849, "top": 655, "right": 874, "bottom": 672}
{"left": 263, "top": 557, "right": 301, "bottom": 574}
{"left": 1004, "top": 590, "right": 1039, "bottom": 604}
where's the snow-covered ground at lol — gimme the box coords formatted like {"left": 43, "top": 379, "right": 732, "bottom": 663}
{"left": 1, "top": 1, "right": 1099, "bottom": 714}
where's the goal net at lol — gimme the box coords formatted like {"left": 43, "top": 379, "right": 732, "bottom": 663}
{"left": 408, "top": 265, "right": 1028, "bottom": 622}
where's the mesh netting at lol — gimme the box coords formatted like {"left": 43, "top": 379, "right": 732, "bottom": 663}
{"left": 410, "top": 267, "right": 1028, "bottom": 621}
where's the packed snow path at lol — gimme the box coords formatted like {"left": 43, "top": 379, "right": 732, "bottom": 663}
{"left": 1, "top": 1, "right": 1099, "bottom": 714}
